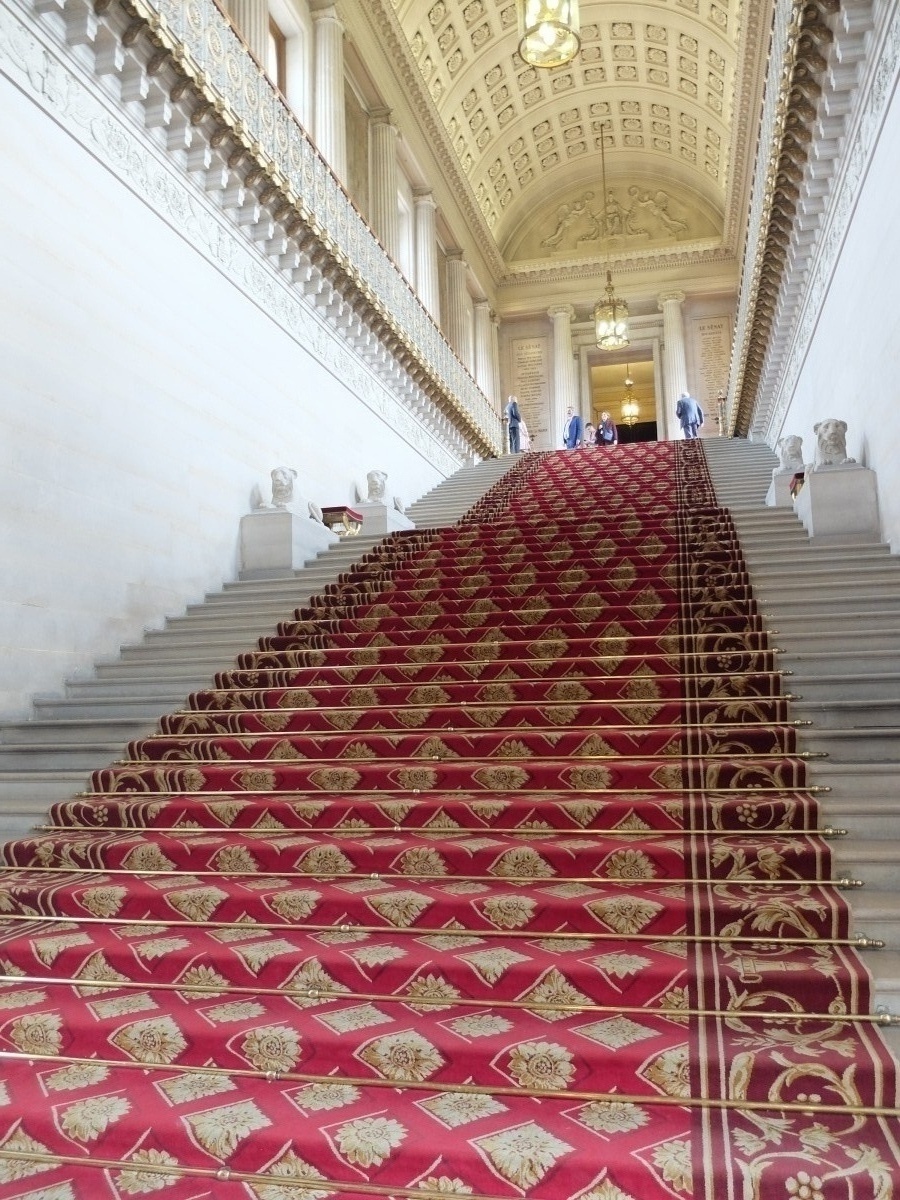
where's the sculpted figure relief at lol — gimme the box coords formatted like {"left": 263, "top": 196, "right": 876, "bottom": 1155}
{"left": 813, "top": 419, "right": 855, "bottom": 468}
{"left": 776, "top": 435, "right": 804, "bottom": 472}
{"left": 541, "top": 193, "right": 594, "bottom": 249}
{"left": 270, "top": 467, "right": 298, "bottom": 508}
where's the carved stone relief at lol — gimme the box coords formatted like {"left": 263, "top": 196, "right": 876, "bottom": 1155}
{"left": 505, "top": 179, "right": 720, "bottom": 262}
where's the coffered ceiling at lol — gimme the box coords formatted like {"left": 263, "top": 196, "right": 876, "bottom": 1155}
{"left": 354, "top": 0, "right": 773, "bottom": 296}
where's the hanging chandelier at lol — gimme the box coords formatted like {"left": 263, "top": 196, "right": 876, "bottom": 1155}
{"left": 517, "top": 0, "right": 581, "bottom": 69}
{"left": 594, "top": 271, "right": 630, "bottom": 351}
{"left": 593, "top": 121, "right": 629, "bottom": 350}
{"left": 621, "top": 366, "right": 640, "bottom": 426}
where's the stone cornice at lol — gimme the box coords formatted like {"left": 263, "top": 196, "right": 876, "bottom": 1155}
{"left": 753, "top": 0, "right": 898, "bottom": 442}
{"left": 729, "top": 0, "right": 888, "bottom": 438}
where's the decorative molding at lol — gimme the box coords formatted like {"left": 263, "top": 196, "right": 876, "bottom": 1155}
{"left": 57, "top": 0, "right": 502, "bottom": 457}
{"left": 726, "top": 0, "right": 887, "bottom": 438}
{"left": 758, "top": 0, "right": 900, "bottom": 442}
{"left": 0, "top": 0, "right": 466, "bottom": 475}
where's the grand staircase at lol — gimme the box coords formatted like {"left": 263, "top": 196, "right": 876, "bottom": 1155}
{"left": 0, "top": 442, "right": 897, "bottom": 1196}
{"left": 703, "top": 436, "right": 900, "bottom": 1026}
{"left": 0, "top": 456, "right": 517, "bottom": 837}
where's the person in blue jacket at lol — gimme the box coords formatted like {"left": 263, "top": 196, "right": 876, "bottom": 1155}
{"left": 563, "top": 406, "right": 583, "bottom": 449}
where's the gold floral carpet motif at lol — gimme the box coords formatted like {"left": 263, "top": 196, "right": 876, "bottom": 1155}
{"left": 0, "top": 442, "right": 897, "bottom": 1199}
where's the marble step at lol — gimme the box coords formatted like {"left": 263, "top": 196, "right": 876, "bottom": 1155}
{"left": 790, "top": 670, "right": 900, "bottom": 701}
{"left": 765, "top": 608, "right": 900, "bottom": 634}
{"left": 0, "top": 741, "right": 139, "bottom": 771}
{"left": 834, "top": 843, "right": 900, "bottom": 897}
{"left": 779, "top": 648, "right": 900, "bottom": 675}
{"left": 807, "top": 761, "right": 900, "bottom": 797}
{"left": 800, "top": 725, "right": 900, "bottom": 760}
{"left": 0, "top": 771, "right": 88, "bottom": 827}
{"left": 795, "top": 697, "right": 900, "bottom": 728}
{"left": 0, "top": 716, "right": 158, "bottom": 746}
{"left": 33, "top": 693, "right": 187, "bottom": 721}
{"left": 64, "top": 670, "right": 215, "bottom": 695}
{"left": 772, "top": 628, "right": 900, "bottom": 653}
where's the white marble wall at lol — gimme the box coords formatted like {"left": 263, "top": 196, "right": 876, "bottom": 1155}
{"left": 0, "top": 71, "right": 450, "bottom": 719}
{"left": 770, "top": 74, "right": 900, "bottom": 552}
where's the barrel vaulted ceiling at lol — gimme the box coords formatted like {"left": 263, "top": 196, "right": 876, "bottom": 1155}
{"left": 359, "top": 0, "right": 773, "bottom": 292}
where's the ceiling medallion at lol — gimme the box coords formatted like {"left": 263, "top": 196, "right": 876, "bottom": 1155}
{"left": 517, "top": 0, "right": 581, "bottom": 69}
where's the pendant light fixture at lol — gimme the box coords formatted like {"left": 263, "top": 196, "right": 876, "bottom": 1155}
{"left": 621, "top": 366, "right": 640, "bottom": 426}
{"left": 517, "top": 0, "right": 581, "bottom": 69}
{"left": 593, "top": 121, "right": 629, "bottom": 351}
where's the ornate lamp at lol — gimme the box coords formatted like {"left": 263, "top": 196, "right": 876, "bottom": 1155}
{"left": 621, "top": 366, "right": 640, "bottom": 426}
{"left": 593, "top": 123, "right": 629, "bottom": 350}
{"left": 594, "top": 271, "right": 630, "bottom": 351}
{"left": 517, "top": 0, "right": 580, "bottom": 69}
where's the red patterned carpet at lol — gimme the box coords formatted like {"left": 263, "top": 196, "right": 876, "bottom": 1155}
{"left": 0, "top": 441, "right": 898, "bottom": 1199}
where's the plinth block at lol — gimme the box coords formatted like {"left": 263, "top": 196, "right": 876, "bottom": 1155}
{"left": 766, "top": 469, "right": 798, "bottom": 508}
{"left": 354, "top": 501, "right": 416, "bottom": 535}
{"left": 240, "top": 509, "right": 337, "bottom": 578}
{"left": 793, "top": 464, "right": 880, "bottom": 542}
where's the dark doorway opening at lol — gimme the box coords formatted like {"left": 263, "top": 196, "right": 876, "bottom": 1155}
{"left": 618, "top": 420, "right": 658, "bottom": 444}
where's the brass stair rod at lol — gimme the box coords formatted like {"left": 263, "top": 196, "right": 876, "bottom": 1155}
{"left": 0, "top": 1050, "right": 898, "bottom": 1119}
{"left": 0, "top": 912, "right": 881, "bottom": 948}
{"left": 35, "top": 822, "right": 844, "bottom": 837}
{"left": 0, "top": 864, "right": 864, "bottom": 888}
{"left": 1, "top": 971, "right": 891, "bottom": 1027}
{"left": 0, "top": 1147, "right": 514, "bottom": 1200}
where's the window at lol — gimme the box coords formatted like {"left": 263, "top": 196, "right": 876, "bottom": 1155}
{"left": 268, "top": 17, "right": 287, "bottom": 95}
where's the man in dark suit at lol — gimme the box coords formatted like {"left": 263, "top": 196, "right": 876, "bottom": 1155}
{"left": 675, "top": 392, "right": 704, "bottom": 439}
{"left": 504, "top": 395, "right": 522, "bottom": 453}
{"left": 563, "top": 406, "right": 583, "bottom": 449}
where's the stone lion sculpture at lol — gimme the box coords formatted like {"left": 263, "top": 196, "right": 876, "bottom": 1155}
{"left": 813, "top": 419, "right": 855, "bottom": 468}
{"left": 776, "top": 435, "right": 804, "bottom": 472}
{"left": 366, "top": 470, "right": 388, "bottom": 502}
{"left": 270, "top": 466, "right": 298, "bottom": 508}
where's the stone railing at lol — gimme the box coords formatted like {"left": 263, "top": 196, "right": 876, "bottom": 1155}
{"left": 131, "top": 0, "right": 502, "bottom": 457}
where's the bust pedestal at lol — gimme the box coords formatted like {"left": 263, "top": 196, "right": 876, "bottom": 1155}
{"left": 793, "top": 464, "right": 880, "bottom": 542}
{"left": 355, "top": 502, "right": 415, "bottom": 536}
{"left": 239, "top": 509, "right": 337, "bottom": 579}
{"left": 766, "top": 469, "right": 798, "bottom": 508}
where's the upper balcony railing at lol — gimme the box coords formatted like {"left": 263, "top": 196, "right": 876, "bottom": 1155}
{"left": 132, "top": 0, "right": 502, "bottom": 457}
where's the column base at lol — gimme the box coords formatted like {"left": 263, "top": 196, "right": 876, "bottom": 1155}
{"left": 793, "top": 464, "right": 881, "bottom": 542}
{"left": 239, "top": 509, "right": 338, "bottom": 579}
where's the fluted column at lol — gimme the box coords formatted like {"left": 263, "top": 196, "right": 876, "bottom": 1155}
{"left": 444, "top": 251, "right": 470, "bottom": 364}
{"left": 413, "top": 189, "right": 440, "bottom": 322}
{"left": 369, "top": 108, "right": 400, "bottom": 262}
{"left": 226, "top": 0, "right": 268, "bottom": 66}
{"left": 549, "top": 304, "right": 577, "bottom": 446}
{"left": 311, "top": 5, "right": 347, "bottom": 182}
{"left": 658, "top": 290, "right": 688, "bottom": 440}
{"left": 473, "top": 300, "right": 495, "bottom": 402}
